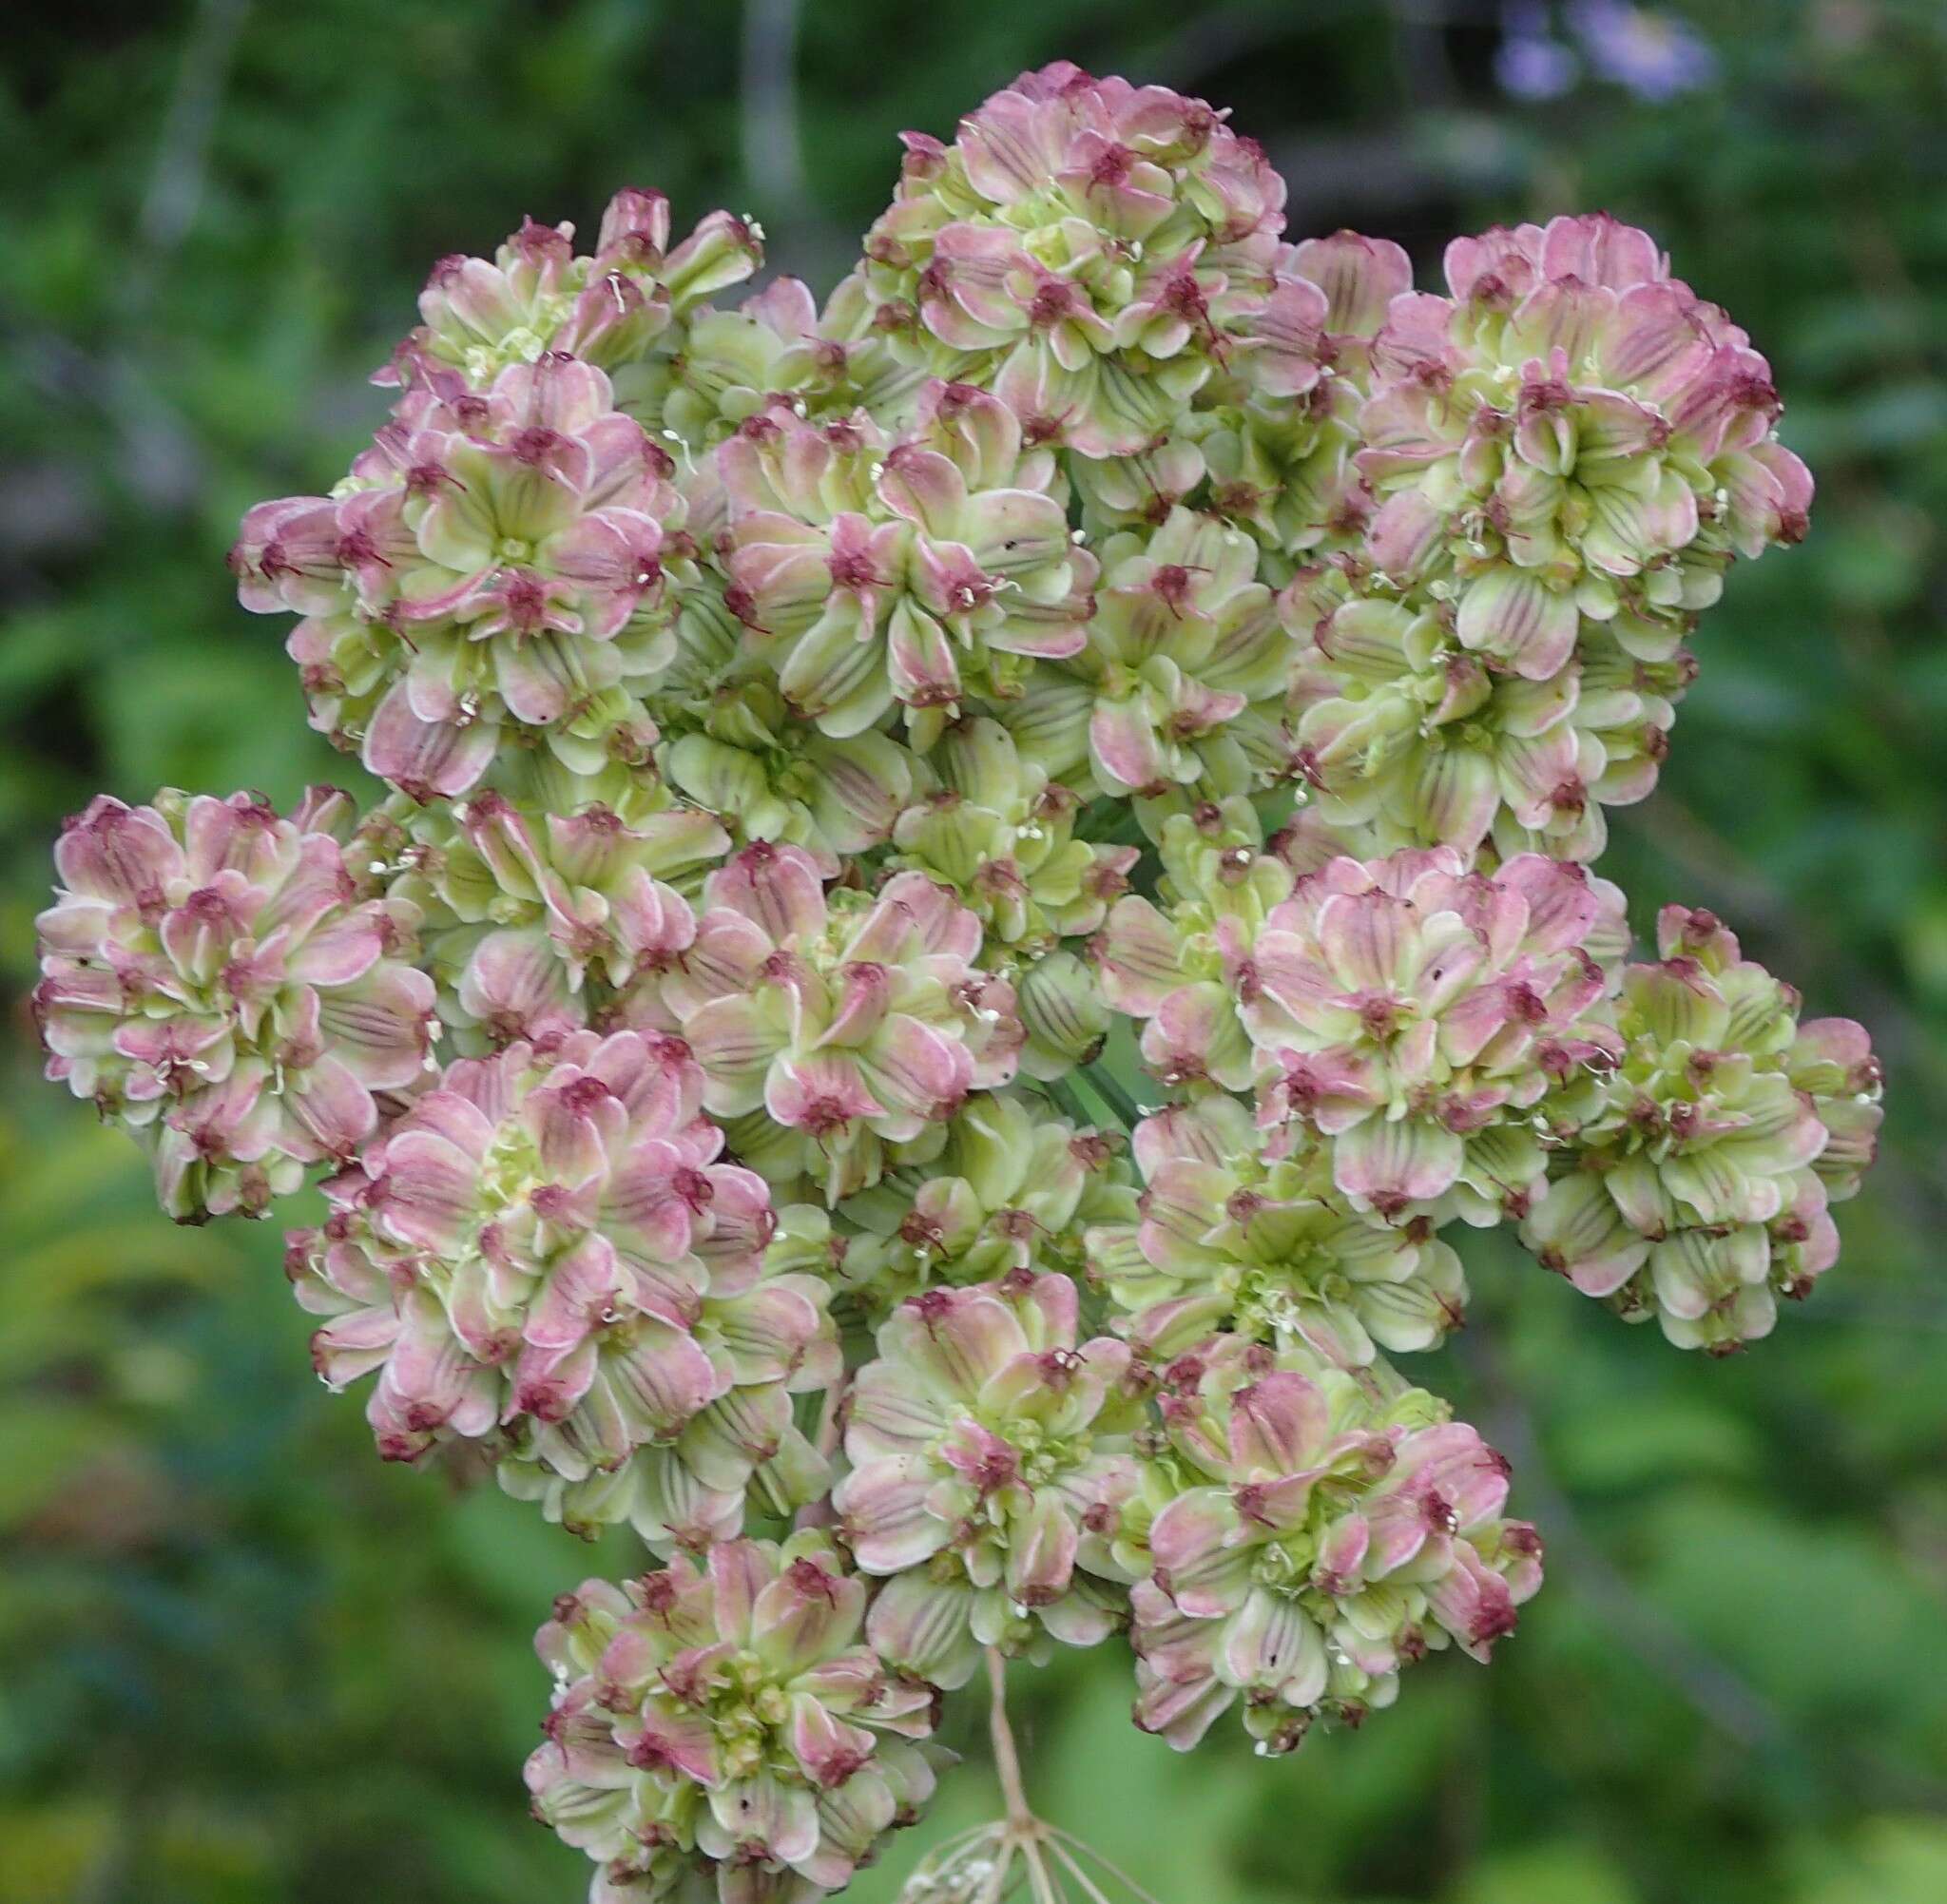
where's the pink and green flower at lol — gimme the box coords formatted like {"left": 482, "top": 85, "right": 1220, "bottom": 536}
{"left": 35, "top": 787, "right": 434, "bottom": 1221}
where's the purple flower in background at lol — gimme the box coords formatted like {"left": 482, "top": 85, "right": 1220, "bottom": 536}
{"left": 1496, "top": 3, "right": 1581, "bottom": 100}
{"left": 1570, "top": 0, "right": 1718, "bottom": 100}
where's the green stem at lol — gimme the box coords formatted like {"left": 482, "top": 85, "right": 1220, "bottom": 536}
{"left": 1081, "top": 1063, "right": 1146, "bottom": 1131}
{"left": 1041, "top": 1075, "right": 1094, "bottom": 1128}
{"left": 986, "top": 1647, "right": 1038, "bottom": 1834}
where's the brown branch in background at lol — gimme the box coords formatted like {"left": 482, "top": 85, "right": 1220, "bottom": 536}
{"left": 738, "top": 0, "right": 851, "bottom": 284}
{"left": 740, "top": 0, "right": 809, "bottom": 225}
{"left": 136, "top": 0, "right": 254, "bottom": 283}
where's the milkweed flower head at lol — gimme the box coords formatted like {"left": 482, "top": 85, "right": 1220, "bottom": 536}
{"left": 288, "top": 1029, "right": 838, "bottom": 1544}
{"left": 837, "top": 63, "right": 1288, "bottom": 456}
{"left": 45, "top": 62, "right": 1884, "bottom": 1890}
{"left": 1129, "top": 1341, "right": 1541, "bottom": 1754}
{"left": 34, "top": 787, "right": 435, "bottom": 1221}
{"left": 525, "top": 1535, "right": 944, "bottom": 1900}
{"left": 1518, "top": 906, "right": 1882, "bottom": 1351}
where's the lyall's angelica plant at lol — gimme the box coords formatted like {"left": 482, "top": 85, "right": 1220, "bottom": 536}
{"left": 34, "top": 60, "right": 1883, "bottom": 1904}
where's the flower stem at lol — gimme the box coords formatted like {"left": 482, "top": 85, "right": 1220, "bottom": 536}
{"left": 1041, "top": 1076, "right": 1094, "bottom": 1128}
{"left": 792, "top": 1373, "right": 849, "bottom": 1530}
{"left": 985, "top": 1646, "right": 1038, "bottom": 1834}
{"left": 1081, "top": 1062, "right": 1145, "bottom": 1132}
{"left": 811, "top": 1371, "right": 848, "bottom": 1464}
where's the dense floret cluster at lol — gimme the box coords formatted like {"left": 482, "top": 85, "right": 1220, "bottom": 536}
{"left": 34, "top": 61, "right": 1881, "bottom": 1904}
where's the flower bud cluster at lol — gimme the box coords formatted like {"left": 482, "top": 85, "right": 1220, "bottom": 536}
{"left": 526, "top": 1536, "right": 944, "bottom": 1899}
{"left": 34, "top": 62, "right": 1887, "bottom": 1898}
{"left": 1128, "top": 1340, "right": 1541, "bottom": 1754}
{"left": 35, "top": 788, "right": 434, "bottom": 1220}
{"left": 288, "top": 1029, "right": 838, "bottom": 1544}
{"left": 1519, "top": 906, "right": 1881, "bottom": 1351}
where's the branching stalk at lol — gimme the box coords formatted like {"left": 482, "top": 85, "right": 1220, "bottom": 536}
{"left": 986, "top": 1645, "right": 1038, "bottom": 1833}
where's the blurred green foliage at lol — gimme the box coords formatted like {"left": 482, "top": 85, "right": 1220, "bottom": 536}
{"left": 2, "top": 3, "right": 1943, "bottom": 1901}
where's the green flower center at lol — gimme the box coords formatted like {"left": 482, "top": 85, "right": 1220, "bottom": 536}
{"left": 479, "top": 1121, "right": 544, "bottom": 1219}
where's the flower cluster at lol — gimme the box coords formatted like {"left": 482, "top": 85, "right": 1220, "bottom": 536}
{"left": 836, "top": 1089, "right": 1137, "bottom": 1311}
{"left": 623, "top": 842, "right": 1022, "bottom": 1201}
{"left": 34, "top": 788, "right": 434, "bottom": 1220}
{"left": 1278, "top": 212, "right": 1813, "bottom": 863}
{"left": 289, "top": 1029, "right": 838, "bottom": 1543}
{"left": 1006, "top": 505, "right": 1295, "bottom": 817}
{"left": 1129, "top": 1341, "right": 1542, "bottom": 1754}
{"left": 716, "top": 379, "right": 1089, "bottom": 745}
{"left": 527, "top": 1536, "right": 943, "bottom": 1897}
{"left": 36, "top": 59, "right": 1885, "bottom": 1904}
{"left": 1243, "top": 847, "right": 1626, "bottom": 1221}
{"left": 1517, "top": 906, "right": 1882, "bottom": 1350}
{"left": 1086, "top": 1096, "right": 1467, "bottom": 1368}
{"left": 838, "top": 1273, "right": 1143, "bottom": 1685}
{"left": 377, "top": 189, "right": 765, "bottom": 416}
{"left": 354, "top": 764, "right": 726, "bottom": 1052}
{"left": 234, "top": 356, "right": 695, "bottom": 795}
{"left": 887, "top": 718, "right": 1137, "bottom": 963}
{"left": 834, "top": 62, "right": 1288, "bottom": 455}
